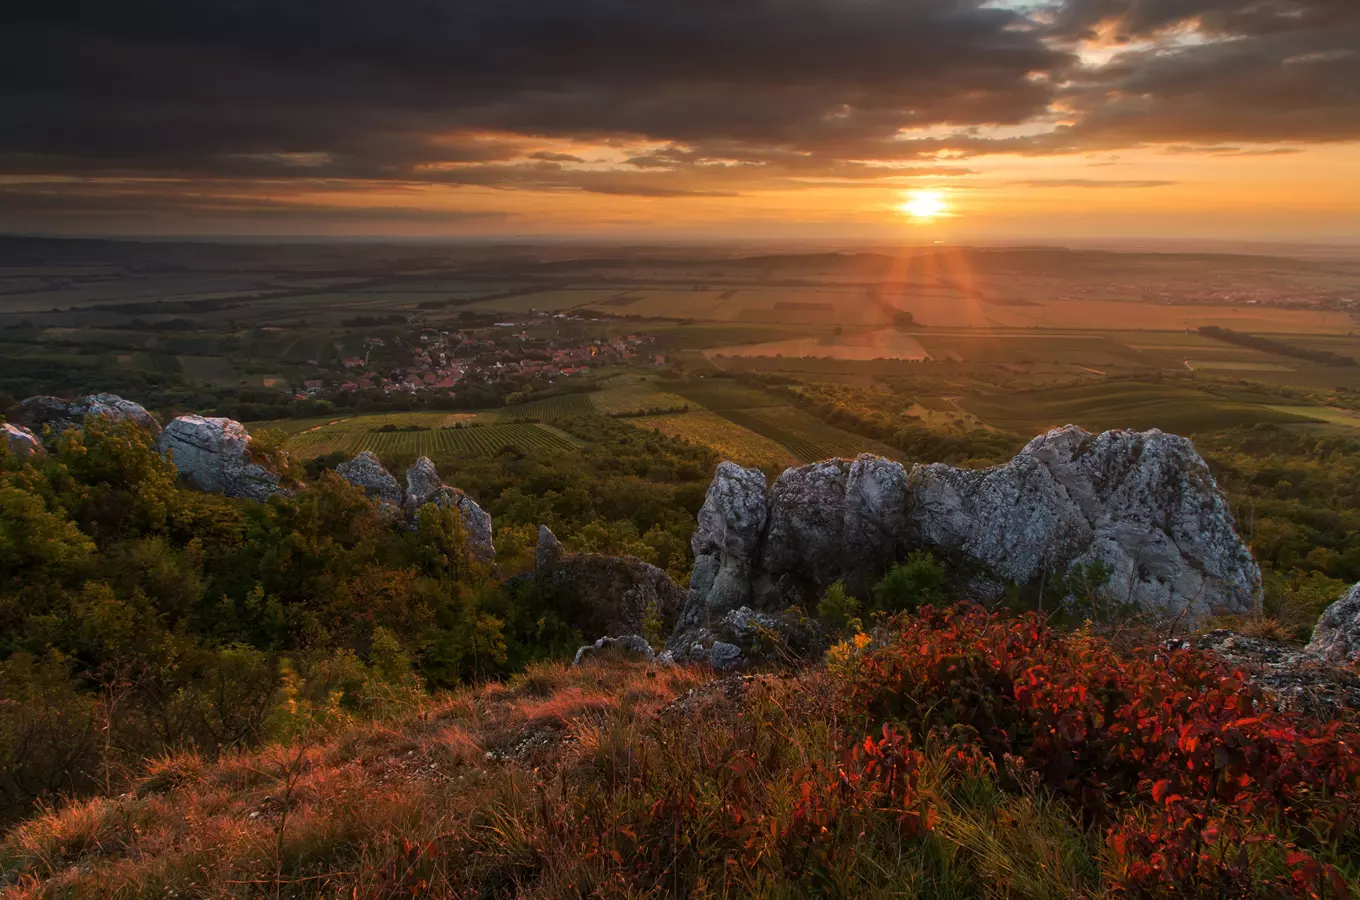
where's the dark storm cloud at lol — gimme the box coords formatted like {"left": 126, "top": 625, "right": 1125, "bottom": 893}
{"left": 1047, "top": 0, "right": 1360, "bottom": 146}
{"left": 1, "top": 0, "right": 1060, "bottom": 178}
{"left": 0, "top": 0, "right": 1355, "bottom": 226}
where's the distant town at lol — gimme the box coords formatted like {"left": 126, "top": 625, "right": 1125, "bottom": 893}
{"left": 295, "top": 313, "right": 664, "bottom": 401}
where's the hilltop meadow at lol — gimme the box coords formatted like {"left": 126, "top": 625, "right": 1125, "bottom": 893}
{"left": 3, "top": 239, "right": 1360, "bottom": 896}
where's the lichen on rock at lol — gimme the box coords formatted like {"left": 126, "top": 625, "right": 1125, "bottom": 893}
{"left": 1307, "top": 581, "right": 1360, "bottom": 666}
{"left": 335, "top": 450, "right": 404, "bottom": 509}
{"left": 19, "top": 393, "right": 161, "bottom": 440}
{"left": 156, "top": 415, "right": 286, "bottom": 502}
{"left": 669, "top": 425, "right": 1261, "bottom": 664}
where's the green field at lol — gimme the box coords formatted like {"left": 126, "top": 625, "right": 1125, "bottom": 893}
{"left": 629, "top": 410, "right": 800, "bottom": 471}
{"left": 961, "top": 381, "right": 1321, "bottom": 434}
{"left": 588, "top": 385, "right": 691, "bottom": 415}
{"left": 719, "top": 405, "right": 899, "bottom": 463}
{"left": 283, "top": 421, "right": 580, "bottom": 460}
{"left": 660, "top": 379, "right": 784, "bottom": 411}
{"left": 131, "top": 352, "right": 185, "bottom": 376}
{"left": 179, "top": 355, "right": 238, "bottom": 385}
{"left": 476, "top": 392, "right": 597, "bottom": 422}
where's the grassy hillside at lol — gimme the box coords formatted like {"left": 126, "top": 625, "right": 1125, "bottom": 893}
{"left": 4, "top": 608, "right": 1356, "bottom": 898}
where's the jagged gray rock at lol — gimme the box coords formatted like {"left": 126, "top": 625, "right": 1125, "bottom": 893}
{"left": 3, "top": 423, "right": 41, "bottom": 459}
{"left": 671, "top": 426, "right": 1260, "bottom": 659}
{"left": 680, "top": 462, "right": 769, "bottom": 638}
{"left": 404, "top": 457, "right": 445, "bottom": 510}
{"left": 19, "top": 393, "right": 161, "bottom": 440}
{"left": 403, "top": 457, "right": 495, "bottom": 562}
{"left": 156, "top": 415, "right": 285, "bottom": 502}
{"left": 335, "top": 451, "right": 404, "bottom": 509}
{"left": 572, "top": 634, "right": 655, "bottom": 666}
{"left": 1307, "top": 582, "right": 1360, "bottom": 666}
{"left": 534, "top": 526, "right": 684, "bottom": 638}
{"left": 536, "top": 524, "right": 565, "bottom": 571}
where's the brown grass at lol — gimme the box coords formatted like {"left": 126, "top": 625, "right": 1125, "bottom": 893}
{"left": 0, "top": 657, "right": 714, "bottom": 899}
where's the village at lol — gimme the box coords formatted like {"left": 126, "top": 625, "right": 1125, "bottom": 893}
{"left": 295, "top": 315, "right": 665, "bottom": 400}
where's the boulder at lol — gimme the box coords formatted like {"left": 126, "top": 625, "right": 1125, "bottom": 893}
{"left": 910, "top": 426, "right": 1259, "bottom": 618}
{"left": 156, "top": 415, "right": 285, "bottom": 502}
{"left": 2, "top": 423, "right": 41, "bottom": 459}
{"left": 1307, "top": 582, "right": 1360, "bottom": 666}
{"left": 335, "top": 451, "right": 403, "bottom": 508}
{"left": 19, "top": 393, "right": 161, "bottom": 440}
{"left": 669, "top": 426, "right": 1260, "bottom": 659}
{"left": 403, "top": 457, "right": 495, "bottom": 562}
{"left": 534, "top": 526, "right": 684, "bottom": 638}
{"left": 668, "top": 604, "right": 825, "bottom": 668}
{"left": 572, "top": 634, "right": 656, "bottom": 666}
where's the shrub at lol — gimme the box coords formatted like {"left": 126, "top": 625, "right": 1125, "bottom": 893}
{"left": 816, "top": 579, "right": 861, "bottom": 635}
{"left": 843, "top": 605, "right": 1360, "bottom": 897}
{"left": 869, "top": 551, "right": 945, "bottom": 615}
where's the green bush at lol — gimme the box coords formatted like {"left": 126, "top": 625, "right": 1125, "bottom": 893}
{"left": 869, "top": 551, "right": 945, "bottom": 615}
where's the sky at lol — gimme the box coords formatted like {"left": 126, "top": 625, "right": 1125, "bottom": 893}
{"left": 2, "top": 0, "right": 1358, "bottom": 243}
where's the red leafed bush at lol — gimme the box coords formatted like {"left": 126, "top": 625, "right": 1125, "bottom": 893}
{"left": 845, "top": 605, "right": 1360, "bottom": 897}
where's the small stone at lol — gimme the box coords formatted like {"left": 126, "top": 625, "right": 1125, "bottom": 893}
{"left": 708, "top": 641, "right": 743, "bottom": 671}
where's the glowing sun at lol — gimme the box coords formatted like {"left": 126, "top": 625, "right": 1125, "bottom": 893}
{"left": 900, "top": 190, "right": 948, "bottom": 220}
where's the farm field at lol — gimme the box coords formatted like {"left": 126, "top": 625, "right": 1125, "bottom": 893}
{"left": 587, "top": 385, "right": 691, "bottom": 415}
{"left": 1266, "top": 406, "right": 1360, "bottom": 429}
{"left": 710, "top": 328, "right": 929, "bottom": 361}
{"left": 719, "top": 405, "right": 900, "bottom": 462}
{"left": 282, "top": 421, "right": 579, "bottom": 460}
{"left": 467, "top": 289, "right": 619, "bottom": 314}
{"left": 659, "top": 379, "right": 784, "bottom": 411}
{"left": 960, "top": 381, "right": 1322, "bottom": 434}
{"left": 476, "top": 392, "right": 597, "bottom": 422}
{"left": 581, "top": 290, "right": 731, "bottom": 318}
{"left": 178, "top": 355, "right": 238, "bottom": 385}
{"left": 627, "top": 410, "right": 799, "bottom": 471}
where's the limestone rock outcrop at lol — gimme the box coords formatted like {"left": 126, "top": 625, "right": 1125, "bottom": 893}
{"left": 335, "top": 451, "right": 404, "bottom": 509}
{"left": 19, "top": 393, "right": 161, "bottom": 440}
{"left": 3, "top": 423, "right": 41, "bottom": 459}
{"left": 572, "top": 634, "right": 656, "bottom": 666}
{"left": 403, "top": 457, "right": 495, "bottom": 562}
{"left": 156, "top": 415, "right": 285, "bottom": 502}
{"left": 671, "top": 426, "right": 1260, "bottom": 659}
{"left": 533, "top": 526, "right": 684, "bottom": 639}
{"left": 1307, "top": 582, "right": 1360, "bottom": 666}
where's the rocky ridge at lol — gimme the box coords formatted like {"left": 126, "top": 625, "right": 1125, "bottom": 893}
{"left": 334, "top": 453, "right": 495, "bottom": 562}
{"left": 19, "top": 393, "right": 161, "bottom": 440}
{"left": 670, "top": 425, "right": 1261, "bottom": 662}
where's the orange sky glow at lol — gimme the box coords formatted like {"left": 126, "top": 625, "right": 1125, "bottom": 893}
{"left": 4, "top": 0, "right": 1358, "bottom": 243}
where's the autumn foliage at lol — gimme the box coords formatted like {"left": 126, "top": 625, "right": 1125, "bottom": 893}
{"left": 3, "top": 607, "right": 1357, "bottom": 897}
{"left": 845, "top": 606, "right": 1360, "bottom": 898}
